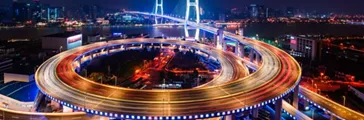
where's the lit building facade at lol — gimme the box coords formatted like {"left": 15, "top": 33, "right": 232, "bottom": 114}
{"left": 277, "top": 35, "right": 323, "bottom": 61}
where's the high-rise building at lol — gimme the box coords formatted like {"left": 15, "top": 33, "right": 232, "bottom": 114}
{"left": 41, "top": 4, "right": 50, "bottom": 20}
{"left": 257, "top": 5, "right": 265, "bottom": 18}
{"left": 47, "top": 7, "right": 64, "bottom": 21}
{"left": 31, "top": 0, "right": 42, "bottom": 22}
{"left": 248, "top": 4, "right": 258, "bottom": 18}
{"left": 248, "top": 4, "right": 265, "bottom": 19}
{"left": 12, "top": 1, "right": 32, "bottom": 22}
{"left": 0, "top": 5, "right": 11, "bottom": 22}
{"left": 286, "top": 7, "right": 295, "bottom": 17}
{"left": 277, "top": 34, "right": 323, "bottom": 61}
{"left": 219, "top": 13, "right": 225, "bottom": 22}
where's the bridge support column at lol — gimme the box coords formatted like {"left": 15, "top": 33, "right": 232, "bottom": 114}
{"left": 154, "top": 0, "right": 164, "bottom": 24}
{"left": 202, "top": 31, "right": 206, "bottom": 40}
{"left": 185, "top": 0, "right": 200, "bottom": 41}
{"left": 106, "top": 48, "right": 110, "bottom": 56}
{"left": 255, "top": 52, "right": 260, "bottom": 64}
{"left": 90, "top": 51, "right": 94, "bottom": 60}
{"left": 235, "top": 41, "right": 239, "bottom": 56}
{"left": 252, "top": 108, "right": 259, "bottom": 119}
{"left": 249, "top": 50, "right": 254, "bottom": 62}
{"left": 224, "top": 114, "right": 236, "bottom": 120}
{"left": 274, "top": 98, "right": 282, "bottom": 120}
{"left": 217, "top": 28, "right": 224, "bottom": 49}
{"left": 78, "top": 59, "right": 82, "bottom": 66}
{"left": 239, "top": 28, "right": 244, "bottom": 36}
{"left": 303, "top": 99, "right": 309, "bottom": 110}
{"left": 160, "top": 43, "right": 163, "bottom": 51}
{"left": 223, "top": 40, "right": 227, "bottom": 51}
{"left": 240, "top": 44, "right": 245, "bottom": 58}
{"left": 292, "top": 86, "right": 299, "bottom": 109}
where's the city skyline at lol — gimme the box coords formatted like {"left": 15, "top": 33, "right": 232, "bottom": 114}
{"left": 1, "top": 0, "right": 364, "bottom": 14}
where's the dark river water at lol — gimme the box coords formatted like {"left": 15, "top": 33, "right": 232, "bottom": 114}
{"left": 1, "top": 23, "right": 364, "bottom": 41}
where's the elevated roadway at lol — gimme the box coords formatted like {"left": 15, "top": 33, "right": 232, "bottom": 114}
{"left": 35, "top": 11, "right": 302, "bottom": 119}
{"left": 36, "top": 38, "right": 301, "bottom": 119}
{"left": 299, "top": 86, "right": 364, "bottom": 120}
{"left": 0, "top": 107, "right": 87, "bottom": 120}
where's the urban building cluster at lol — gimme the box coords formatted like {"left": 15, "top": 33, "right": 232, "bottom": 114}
{"left": 0, "top": 0, "right": 111, "bottom": 26}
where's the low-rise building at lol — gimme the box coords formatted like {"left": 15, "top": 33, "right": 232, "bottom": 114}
{"left": 87, "top": 33, "right": 101, "bottom": 44}
{"left": 0, "top": 58, "right": 12, "bottom": 73}
{"left": 277, "top": 34, "right": 324, "bottom": 61}
{"left": 41, "top": 31, "right": 82, "bottom": 51}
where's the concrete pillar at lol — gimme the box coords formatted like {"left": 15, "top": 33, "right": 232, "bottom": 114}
{"left": 224, "top": 114, "right": 236, "bottom": 120}
{"left": 107, "top": 48, "right": 110, "bottom": 55}
{"left": 213, "top": 34, "right": 218, "bottom": 46}
{"left": 240, "top": 44, "right": 245, "bottom": 58}
{"left": 249, "top": 50, "right": 254, "bottom": 62}
{"left": 303, "top": 99, "right": 309, "bottom": 110}
{"left": 78, "top": 59, "right": 82, "bottom": 66}
{"left": 235, "top": 41, "right": 239, "bottom": 56}
{"left": 218, "top": 28, "right": 224, "bottom": 49}
{"left": 239, "top": 28, "right": 244, "bottom": 36}
{"left": 160, "top": 43, "right": 163, "bottom": 51}
{"left": 274, "top": 98, "right": 283, "bottom": 120}
{"left": 203, "top": 31, "right": 206, "bottom": 40}
{"left": 90, "top": 52, "right": 94, "bottom": 60}
{"left": 292, "top": 86, "right": 299, "bottom": 109}
{"left": 255, "top": 52, "right": 260, "bottom": 64}
{"left": 253, "top": 108, "right": 259, "bottom": 119}
{"left": 330, "top": 114, "right": 337, "bottom": 120}
{"left": 222, "top": 40, "right": 226, "bottom": 51}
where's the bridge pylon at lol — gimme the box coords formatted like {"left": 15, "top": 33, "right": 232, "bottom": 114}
{"left": 185, "top": 0, "right": 200, "bottom": 41}
{"left": 154, "top": 0, "right": 164, "bottom": 24}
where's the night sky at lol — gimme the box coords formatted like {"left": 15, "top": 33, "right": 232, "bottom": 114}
{"left": 1, "top": 0, "right": 364, "bottom": 14}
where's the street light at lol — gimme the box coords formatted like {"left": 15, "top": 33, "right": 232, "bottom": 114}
{"left": 342, "top": 96, "right": 346, "bottom": 106}
{"left": 82, "top": 69, "right": 87, "bottom": 78}
{"left": 59, "top": 46, "right": 63, "bottom": 53}
{"left": 314, "top": 84, "right": 318, "bottom": 92}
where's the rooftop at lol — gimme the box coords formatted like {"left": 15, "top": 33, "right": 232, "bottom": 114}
{"left": 0, "top": 80, "right": 38, "bottom": 102}
{"left": 43, "top": 31, "right": 81, "bottom": 38}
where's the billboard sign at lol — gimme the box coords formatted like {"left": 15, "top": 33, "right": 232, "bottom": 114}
{"left": 67, "top": 34, "right": 82, "bottom": 50}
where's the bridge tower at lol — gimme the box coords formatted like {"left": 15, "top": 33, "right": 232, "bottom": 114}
{"left": 185, "top": 0, "right": 200, "bottom": 41}
{"left": 154, "top": 0, "right": 164, "bottom": 24}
